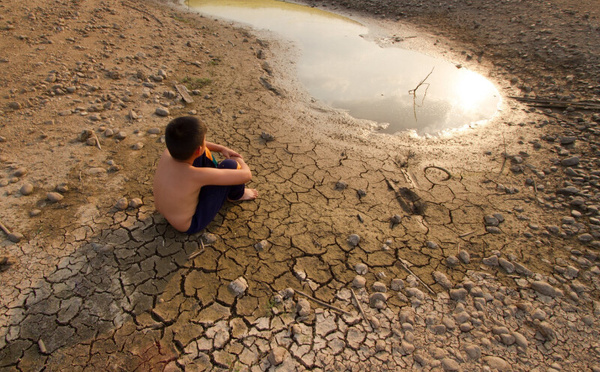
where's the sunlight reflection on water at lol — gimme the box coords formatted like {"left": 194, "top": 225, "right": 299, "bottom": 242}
{"left": 188, "top": 0, "right": 501, "bottom": 135}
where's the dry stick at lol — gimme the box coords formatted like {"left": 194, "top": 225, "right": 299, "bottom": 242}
{"left": 397, "top": 259, "right": 435, "bottom": 295}
{"left": 188, "top": 240, "right": 205, "bottom": 260}
{"left": 350, "top": 288, "right": 371, "bottom": 330}
{"left": 90, "top": 131, "right": 101, "bottom": 150}
{"left": 295, "top": 290, "right": 352, "bottom": 316}
{"left": 459, "top": 230, "right": 475, "bottom": 238}
{"left": 498, "top": 133, "right": 508, "bottom": 175}
{"left": 121, "top": 1, "right": 164, "bottom": 26}
{"left": 0, "top": 220, "right": 11, "bottom": 235}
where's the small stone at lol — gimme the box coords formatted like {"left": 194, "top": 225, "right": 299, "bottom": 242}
{"left": 129, "top": 198, "right": 143, "bottom": 208}
{"left": 458, "top": 250, "right": 470, "bottom": 264}
{"left": 486, "top": 226, "right": 502, "bottom": 234}
{"left": 531, "top": 281, "right": 558, "bottom": 297}
{"left": 131, "top": 142, "right": 144, "bottom": 150}
{"left": 296, "top": 298, "right": 311, "bottom": 317}
{"left": 484, "top": 215, "right": 499, "bottom": 226}
{"left": 369, "top": 292, "right": 388, "bottom": 309}
{"left": 464, "top": 344, "right": 481, "bottom": 360}
{"left": 449, "top": 288, "right": 468, "bottom": 301}
{"left": 513, "top": 331, "right": 528, "bottom": 349}
{"left": 228, "top": 277, "right": 248, "bottom": 297}
{"left": 372, "top": 281, "right": 387, "bottom": 292}
{"left": 335, "top": 181, "right": 348, "bottom": 190}
{"left": 498, "top": 258, "right": 515, "bottom": 273}
{"left": 268, "top": 346, "right": 286, "bottom": 366}
{"left": 375, "top": 339, "right": 386, "bottom": 352}
{"left": 483, "top": 255, "right": 499, "bottom": 266}
{"left": 561, "top": 156, "right": 580, "bottom": 167}
{"left": 260, "top": 132, "right": 275, "bottom": 141}
{"left": 20, "top": 183, "right": 34, "bottom": 195}
{"left": 254, "top": 240, "right": 270, "bottom": 251}
{"left": 280, "top": 288, "right": 295, "bottom": 299}
{"left": 148, "top": 127, "right": 160, "bottom": 134}
{"left": 202, "top": 233, "right": 217, "bottom": 245}
{"left": 47, "top": 192, "right": 64, "bottom": 202}
{"left": 483, "top": 356, "right": 510, "bottom": 371}
{"left": 115, "top": 197, "right": 128, "bottom": 210}
{"left": 433, "top": 271, "right": 453, "bottom": 289}
{"left": 13, "top": 167, "right": 28, "bottom": 177}
{"left": 354, "top": 262, "right": 367, "bottom": 274}
{"left": 401, "top": 340, "right": 415, "bottom": 354}
{"left": 390, "top": 214, "right": 402, "bottom": 224}
{"left": 391, "top": 278, "right": 404, "bottom": 291}
{"left": 128, "top": 110, "right": 139, "bottom": 120}
{"left": 426, "top": 241, "right": 439, "bottom": 249}
{"left": 441, "top": 358, "right": 460, "bottom": 371}
{"left": 155, "top": 107, "right": 170, "bottom": 116}
{"left": 446, "top": 255, "right": 459, "bottom": 267}
{"left": 348, "top": 234, "right": 360, "bottom": 247}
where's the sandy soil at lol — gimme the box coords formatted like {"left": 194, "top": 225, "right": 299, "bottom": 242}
{"left": 0, "top": 0, "right": 599, "bottom": 370}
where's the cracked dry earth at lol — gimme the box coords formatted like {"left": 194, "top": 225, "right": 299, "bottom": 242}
{"left": 1, "top": 0, "right": 600, "bottom": 371}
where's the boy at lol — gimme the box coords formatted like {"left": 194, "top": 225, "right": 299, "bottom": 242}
{"left": 153, "top": 116, "right": 258, "bottom": 234}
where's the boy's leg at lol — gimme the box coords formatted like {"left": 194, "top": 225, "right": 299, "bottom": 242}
{"left": 218, "top": 159, "right": 245, "bottom": 201}
{"left": 186, "top": 159, "right": 245, "bottom": 234}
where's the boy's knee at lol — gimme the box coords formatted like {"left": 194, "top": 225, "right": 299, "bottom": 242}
{"left": 218, "top": 158, "right": 239, "bottom": 169}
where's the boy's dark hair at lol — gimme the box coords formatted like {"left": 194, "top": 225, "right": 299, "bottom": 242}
{"left": 165, "top": 116, "right": 207, "bottom": 161}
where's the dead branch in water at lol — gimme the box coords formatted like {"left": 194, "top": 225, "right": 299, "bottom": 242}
{"left": 409, "top": 67, "right": 435, "bottom": 121}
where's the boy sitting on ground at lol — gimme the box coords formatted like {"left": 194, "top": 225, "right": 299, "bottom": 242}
{"left": 153, "top": 116, "right": 258, "bottom": 234}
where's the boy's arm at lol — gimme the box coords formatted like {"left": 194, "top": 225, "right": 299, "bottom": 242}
{"left": 193, "top": 157, "right": 252, "bottom": 186}
{"left": 206, "top": 141, "right": 241, "bottom": 159}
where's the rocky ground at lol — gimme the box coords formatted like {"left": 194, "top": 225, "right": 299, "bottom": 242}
{"left": 0, "top": 0, "right": 599, "bottom": 371}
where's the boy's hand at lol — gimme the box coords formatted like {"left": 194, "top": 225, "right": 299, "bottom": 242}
{"left": 221, "top": 147, "right": 242, "bottom": 159}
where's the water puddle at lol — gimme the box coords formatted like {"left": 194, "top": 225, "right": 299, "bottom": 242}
{"left": 188, "top": 0, "right": 501, "bottom": 135}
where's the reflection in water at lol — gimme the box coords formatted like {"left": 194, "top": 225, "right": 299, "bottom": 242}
{"left": 188, "top": 0, "right": 501, "bottom": 135}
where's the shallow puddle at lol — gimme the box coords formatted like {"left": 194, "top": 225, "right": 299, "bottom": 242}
{"left": 188, "top": 0, "right": 501, "bottom": 135}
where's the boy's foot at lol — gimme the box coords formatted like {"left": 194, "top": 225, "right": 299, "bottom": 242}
{"left": 230, "top": 188, "right": 258, "bottom": 202}
{"left": 239, "top": 188, "right": 258, "bottom": 201}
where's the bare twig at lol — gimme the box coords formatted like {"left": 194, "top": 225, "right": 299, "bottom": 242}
{"left": 121, "top": 1, "right": 164, "bottom": 26}
{"left": 408, "top": 67, "right": 434, "bottom": 122}
{"left": 350, "top": 288, "right": 371, "bottom": 330}
{"left": 188, "top": 239, "right": 205, "bottom": 260}
{"left": 459, "top": 230, "right": 475, "bottom": 238}
{"left": 396, "top": 258, "right": 435, "bottom": 295}
{"left": 90, "top": 131, "right": 101, "bottom": 150}
{"left": 295, "top": 290, "right": 352, "bottom": 316}
{"left": 408, "top": 67, "right": 435, "bottom": 96}
{"left": 499, "top": 133, "right": 508, "bottom": 175}
{"left": 0, "top": 220, "right": 11, "bottom": 235}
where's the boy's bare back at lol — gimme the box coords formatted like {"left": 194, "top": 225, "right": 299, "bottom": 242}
{"left": 153, "top": 149, "right": 257, "bottom": 232}
{"left": 153, "top": 149, "right": 208, "bottom": 232}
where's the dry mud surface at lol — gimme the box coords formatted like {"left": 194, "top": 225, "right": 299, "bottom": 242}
{"left": 0, "top": 0, "right": 599, "bottom": 371}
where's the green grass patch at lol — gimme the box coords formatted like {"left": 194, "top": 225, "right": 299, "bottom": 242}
{"left": 181, "top": 76, "right": 212, "bottom": 90}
